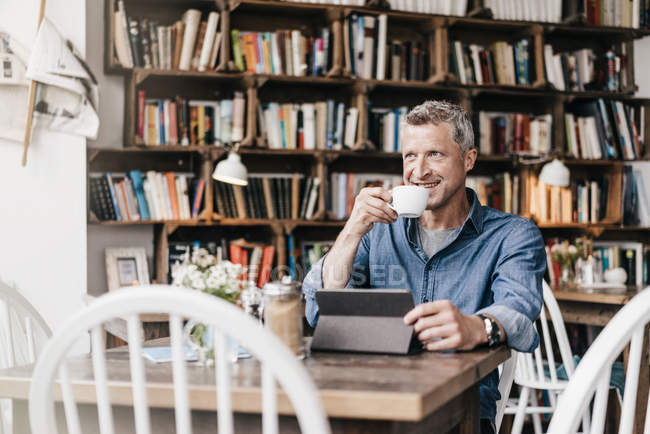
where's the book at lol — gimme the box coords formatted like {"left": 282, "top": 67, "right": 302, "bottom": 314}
{"left": 257, "top": 245, "right": 275, "bottom": 288}
{"left": 114, "top": 2, "right": 133, "bottom": 68}
{"left": 191, "top": 178, "right": 206, "bottom": 218}
{"left": 89, "top": 175, "right": 117, "bottom": 221}
{"left": 128, "top": 170, "right": 150, "bottom": 220}
{"left": 232, "top": 91, "right": 245, "bottom": 142}
{"left": 179, "top": 9, "right": 201, "bottom": 71}
{"left": 198, "top": 12, "right": 220, "bottom": 71}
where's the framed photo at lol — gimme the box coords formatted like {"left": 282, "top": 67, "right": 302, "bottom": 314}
{"left": 105, "top": 247, "right": 150, "bottom": 291}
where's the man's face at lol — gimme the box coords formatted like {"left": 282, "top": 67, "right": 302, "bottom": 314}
{"left": 401, "top": 122, "right": 476, "bottom": 211}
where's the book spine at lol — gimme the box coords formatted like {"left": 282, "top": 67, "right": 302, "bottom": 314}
{"left": 232, "top": 92, "right": 245, "bottom": 142}
{"left": 179, "top": 9, "right": 202, "bottom": 71}
{"left": 127, "top": 16, "right": 143, "bottom": 68}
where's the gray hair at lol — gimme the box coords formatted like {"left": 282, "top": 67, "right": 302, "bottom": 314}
{"left": 405, "top": 100, "right": 475, "bottom": 153}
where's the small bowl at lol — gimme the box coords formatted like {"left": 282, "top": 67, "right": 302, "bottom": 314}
{"left": 604, "top": 268, "right": 627, "bottom": 285}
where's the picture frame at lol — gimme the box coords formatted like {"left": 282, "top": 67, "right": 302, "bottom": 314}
{"left": 105, "top": 247, "right": 150, "bottom": 291}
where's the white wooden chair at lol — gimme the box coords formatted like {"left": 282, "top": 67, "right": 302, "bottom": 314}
{"left": 505, "top": 280, "right": 590, "bottom": 434}
{"left": 548, "top": 287, "right": 650, "bottom": 434}
{"left": 496, "top": 350, "right": 518, "bottom": 431}
{"left": 0, "top": 281, "right": 52, "bottom": 434}
{"left": 28, "top": 285, "right": 331, "bottom": 434}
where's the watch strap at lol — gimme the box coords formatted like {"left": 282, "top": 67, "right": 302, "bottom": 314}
{"left": 477, "top": 314, "right": 502, "bottom": 347}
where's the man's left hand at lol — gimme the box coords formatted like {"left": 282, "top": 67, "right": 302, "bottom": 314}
{"left": 403, "top": 300, "right": 486, "bottom": 351}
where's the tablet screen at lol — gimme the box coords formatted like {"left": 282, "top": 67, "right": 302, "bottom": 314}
{"left": 315, "top": 289, "right": 415, "bottom": 317}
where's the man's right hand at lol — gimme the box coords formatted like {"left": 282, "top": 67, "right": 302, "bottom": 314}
{"left": 345, "top": 187, "right": 398, "bottom": 238}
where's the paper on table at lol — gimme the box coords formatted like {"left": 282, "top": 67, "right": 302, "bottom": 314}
{"left": 142, "top": 345, "right": 252, "bottom": 363}
{"left": 25, "top": 18, "right": 99, "bottom": 139}
{"left": 142, "top": 346, "right": 198, "bottom": 364}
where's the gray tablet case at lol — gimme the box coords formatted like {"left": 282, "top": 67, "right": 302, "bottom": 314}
{"left": 310, "top": 289, "right": 421, "bottom": 355}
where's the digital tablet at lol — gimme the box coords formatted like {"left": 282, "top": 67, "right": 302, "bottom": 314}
{"left": 310, "top": 288, "right": 422, "bottom": 355}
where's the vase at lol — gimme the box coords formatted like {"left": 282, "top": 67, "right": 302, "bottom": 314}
{"left": 560, "top": 263, "right": 576, "bottom": 288}
{"left": 183, "top": 320, "right": 239, "bottom": 365}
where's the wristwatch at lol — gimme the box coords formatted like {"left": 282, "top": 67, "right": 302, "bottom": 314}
{"left": 477, "top": 314, "right": 502, "bottom": 347}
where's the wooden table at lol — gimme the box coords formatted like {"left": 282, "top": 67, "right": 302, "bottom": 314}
{"left": 0, "top": 344, "right": 509, "bottom": 434}
{"left": 553, "top": 285, "right": 649, "bottom": 434}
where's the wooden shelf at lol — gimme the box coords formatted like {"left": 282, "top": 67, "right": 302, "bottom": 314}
{"left": 545, "top": 23, "right": 640, "bottom": 38}
{"left": 537, "top": 223, "right": 645, "bottom": 232}
{"left": 109, "top": 66, "right": 641, "bottom": 103}
{"left": 91, "top": 146, "right": 650, "bottom": 166}
{"left": 229, "top": 0, "right": 334, "bottom": 15}
{"left": 91, "top": 219, "right": 208, "bottom": 226}
{"left": 219, "top": 218, "right": 344, "bottom": 227}
{"left": 561, "top": 159, "right": 627, "bottom": 166}
{"left": 91, "top": 218, "right": 346, "bottom": 228}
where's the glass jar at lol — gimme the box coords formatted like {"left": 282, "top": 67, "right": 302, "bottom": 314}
{"left": 262, "top": 278, "right": 305, "bottom": 359}
{"left": 240, "top": 281, "right": 264, "bottom": 323}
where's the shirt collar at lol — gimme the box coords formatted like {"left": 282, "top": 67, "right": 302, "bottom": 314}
{"left": 404, "top": 187, "right": 484, "bottom": 239}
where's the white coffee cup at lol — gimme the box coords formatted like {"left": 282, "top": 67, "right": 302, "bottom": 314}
{"left": 389, "top": 185, "right": 429, "bottom": 218}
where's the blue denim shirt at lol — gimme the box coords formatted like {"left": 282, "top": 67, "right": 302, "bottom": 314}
{"left": 303, "top": 188, "right": 545, "bottom": 420}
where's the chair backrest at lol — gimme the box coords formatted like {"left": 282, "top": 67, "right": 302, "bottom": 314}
{"left": 28, "top": 285, "right": 331, "bottom": 434}
{"left": 496, "top": 350, "right": 517, "bottom": 431}
{"left": 514, "top": 281, "right": 576, "bottom": 389}
{"left": 0, "top": 281, "right": 52, "bottom": 369}
{"left": 548, "top": 287, "right": 650, "bottom": 434}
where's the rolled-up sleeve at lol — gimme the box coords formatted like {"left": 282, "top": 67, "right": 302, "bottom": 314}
{"left": 477, "top": 218, "right": 545, "bottom": 352}
{"left": 302, "top": 234, "right": 371, "bottom": 327}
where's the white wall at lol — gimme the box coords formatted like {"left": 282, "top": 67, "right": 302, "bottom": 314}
{"left": 0, "top": 0, "right": 87, "bottom": 342}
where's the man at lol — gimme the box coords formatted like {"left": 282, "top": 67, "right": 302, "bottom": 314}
{"left": 302, "top": 100, "right": 545, "bottom": 434}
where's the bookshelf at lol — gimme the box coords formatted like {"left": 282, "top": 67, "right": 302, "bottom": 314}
{"left": 96, "top": 0, "right": 650, "bottom": 286}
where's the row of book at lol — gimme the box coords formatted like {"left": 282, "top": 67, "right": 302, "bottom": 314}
{"left": 491, "top": 0, "right": 649, "bottom": 27}
{"left": 114, "top": 3, "right": 222, "bottom": 71}
{"left": 137, "top": 92, "right": 246, "bottom": 146}
{"left": 169, "top": 234, "right": 331, "bottom": 288}
{"left": 231, "top": 28, "right": 331, "bottom": 77}
{"left": 328, "top": 173, "right": 403, "bottom": 219}
{"left": 215, "top": 174, "right": 321, "bottom": 221}
{"left": 535, "top": 176, "right": 611, "bottom": 224}
{"left": 344, "top": 14, "right": 428, "bottom": 81}
{"left": 450, "top": 40, "right": 532, "bottom": 86}
{"left": 89, "top": 171, "right": 205, "bottom": 222}
{"left": 169, "top": 239, "right": 276, "bottom": 288}
{"left": 477, "top": 112, "right": 553, "bottom": 156}
{"left": 327, "top": 171, "right": 522, "bottom": 220}
{"left": 368, "top": 106, "right": 408, "bottom": 153}
{"left": 544, "top": 45, "right": 628, "bottom": 92}
{"left": 577, "top": 0, "right": 650, "bottom": 28}
{"left": 300, "top": 240, "right": 334, "bottom": 273}
{"left": 283, "top": 0, "right": 467, "bottom": 15}
{"left": 467, "top": 173, "right": 520, "bottom": 215}
{"left": 486, "top": 0, "right": 563, "bottom": 22}
{"left": 280, "top": 0, "right": 365, "bottom": 5}
{"left": 385, "top": 0, "right": 468, "bottom": 15}
{"left": 564, "top": 99, "right": 644, "bottom": 161}
{"left": 260, "top": 101, "right": 358, "bottom": 150}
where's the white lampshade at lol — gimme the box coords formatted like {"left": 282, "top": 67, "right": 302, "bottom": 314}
{"left": 539, "top": 159, "right": 570, "bottom": 187}
{"left": 212, "top": 151, "right": 248, "bottom": 186}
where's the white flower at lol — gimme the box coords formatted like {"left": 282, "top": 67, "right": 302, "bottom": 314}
{"left": 568, "top": 245, "right": 578, "bottom": 255}
{"left": 551, "top": 244, "right": 567, "bottom": 254}
{"left": 170, "top": 249, "right": 245, "bottom": 301}
{"left": 191, "top": 278, "right": 206, "bottom": 290}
